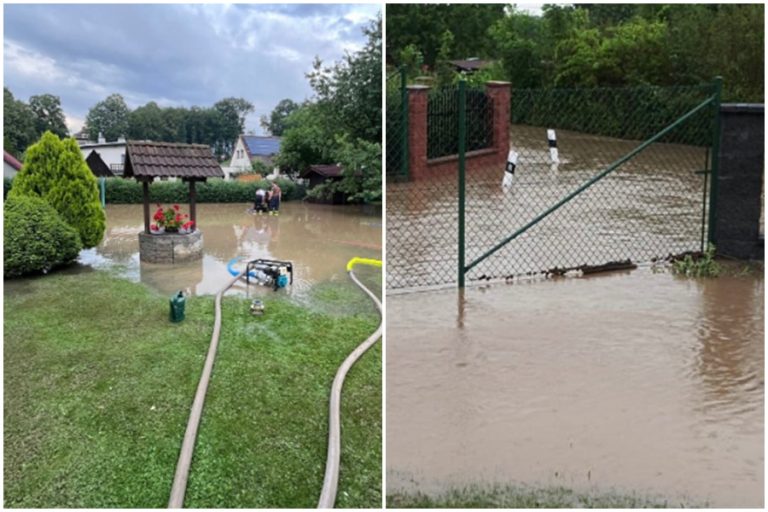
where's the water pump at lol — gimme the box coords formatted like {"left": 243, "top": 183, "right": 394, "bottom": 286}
{"left": 245, "top": 258, "right": 294, "bottom": 291}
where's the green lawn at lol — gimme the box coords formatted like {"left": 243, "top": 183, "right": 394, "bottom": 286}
{"left": 388, "top": 484, "right": 700, "bottom": 508}
{"left": 4, "top": 270, "right": 381, "bottom": 508}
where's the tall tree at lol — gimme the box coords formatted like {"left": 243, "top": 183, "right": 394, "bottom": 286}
{"left": 307, "top": 14, "right": 382, "bottom": 143}
{"left": 260, "top": 99, "right": 299, "bottom": 136}
{"left": 3, "top": 88, "right": 37, "bottom": 158}
{"left": 85, "top": 93, "right": 130, "bottom": 142}
{"left": 29, "top": 94, "right": 69, "bottom": 139}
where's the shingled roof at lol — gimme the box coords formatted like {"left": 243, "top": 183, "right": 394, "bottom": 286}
{"left": 124, "top": 141, "right": 224, "bottom": 179}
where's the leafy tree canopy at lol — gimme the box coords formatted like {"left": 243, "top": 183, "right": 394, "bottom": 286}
{"left": 260, "top": 99, "right": 300, "bottom": 136}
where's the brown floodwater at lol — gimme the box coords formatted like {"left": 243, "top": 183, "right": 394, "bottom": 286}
{"left": 78, "top": 202, "right": 381, "bottom": 297}
{"left": 386, "top": 266, "right": 764, "bottom": 507}
{"left": 387, "top": 124, "right": 709, "bottom": 289}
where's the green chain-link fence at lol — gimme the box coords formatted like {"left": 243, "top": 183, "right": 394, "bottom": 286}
{"left": 387, "top": 79, "right": 722, "bottom": 291}
{"left": 386, "top": 70, "right": 408, "bottom": 182}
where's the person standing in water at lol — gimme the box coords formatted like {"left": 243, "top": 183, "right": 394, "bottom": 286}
{"left": 254, "top": 187, "right": 267, "bottom": 214}
{"left": 269, "top": 181, "right": 282, "bottom": 216}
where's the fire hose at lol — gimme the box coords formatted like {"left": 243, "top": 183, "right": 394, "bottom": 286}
{"left": 168, "top": 257, "right": 382, "bottom": 508}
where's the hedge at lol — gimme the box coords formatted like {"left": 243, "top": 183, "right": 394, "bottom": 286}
{"left": 104, "top": 177, "right": 306, "bottom": 204}
{"left": 4, "top": 195, "right": 83, "bottom": 277}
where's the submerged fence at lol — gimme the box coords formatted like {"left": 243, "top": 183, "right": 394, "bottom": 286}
{"left": 387, "top": 79, "right": 722, "bottom": 290}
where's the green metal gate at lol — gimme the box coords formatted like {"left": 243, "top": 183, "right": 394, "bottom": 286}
{"left": 385, "top": 78, "right": 723, "bottom": 291}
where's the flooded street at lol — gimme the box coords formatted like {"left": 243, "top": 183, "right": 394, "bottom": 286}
{"left": 387, "top": 124, "right": 708, "bottom": 289}
{"left": 386, "top": 267, "right": 764, "bottom": 507}
{"left": 80, "top": 202, "right": 381, "bottom": 297}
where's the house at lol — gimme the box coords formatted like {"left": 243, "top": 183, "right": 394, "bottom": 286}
{"left": 448, "top": 58, "right": 492, "bottom": 74}
{"left": 301, "top": 164, "right": 346, "bottom": 204}
{"left": 84, "top": 150, "right": 115, "bottom": 177}
{"left": 230, "top": 135, "right": 281, "bottom": 175}
{"left": 4, "top": 150, "right": 22, "bottom": 179}
{"left": 79, "top": 133, "right": 127, "bottom": 175}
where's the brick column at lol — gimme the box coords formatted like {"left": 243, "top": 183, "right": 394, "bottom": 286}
{"left": 713, "top": 103, "right": 764, "bottom": 259}
{"left": 485, "top": 81, "right": 511, "bottom": 168}
{"left": 407, "top": 85, "right": 430, "bottom": 181}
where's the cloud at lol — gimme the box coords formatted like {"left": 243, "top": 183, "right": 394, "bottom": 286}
{"left": 3, "top": 3, "right": 379, "bottom": 135}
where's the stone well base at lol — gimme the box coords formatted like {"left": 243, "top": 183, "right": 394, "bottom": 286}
{"left": 138, "top": 230, "right": 203, "bottom": 264}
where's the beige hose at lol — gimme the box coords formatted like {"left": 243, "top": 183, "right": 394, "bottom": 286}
{"left": 168, "top": 270, "right": 246, "bottom": 508}
{"left": 317, "top": 269, "right": 383, "bottom": 508}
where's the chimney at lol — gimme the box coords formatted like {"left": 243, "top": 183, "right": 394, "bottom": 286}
{"left": 98, "top": 132, "right": 106, "bottom": 144}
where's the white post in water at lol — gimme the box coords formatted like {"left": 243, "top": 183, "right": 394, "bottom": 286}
{"left": 502, "top": 150, "right": 518, "bottom": 188}
{"left": 547, "top": 129, "right": 559, "bottom": 164}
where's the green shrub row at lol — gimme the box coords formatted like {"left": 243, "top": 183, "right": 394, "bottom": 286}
{"left": 4, "top": 195, "right": 82, "bottom": 277}
{"left": 103, "top": 177, "right": 306, "bottom": 204}
{"left": 510, "top": 83, "right": 715, "bottom": 146}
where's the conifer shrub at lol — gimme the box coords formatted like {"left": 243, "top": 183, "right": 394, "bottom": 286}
{"left": 9, "top": 132, "right": 106, "bottom": 248}
{"left": 4, "top": 195, "right": 82, "bottom": 277}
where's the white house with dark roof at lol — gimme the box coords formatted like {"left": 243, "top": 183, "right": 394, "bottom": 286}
{"left": 230, "top": 135, "right": 281, "bottom": 176}
{"left": 78, "top": 133, "right": 127, "bottom": 175}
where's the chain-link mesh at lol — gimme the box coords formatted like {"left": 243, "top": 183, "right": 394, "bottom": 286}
{"left": 386, "top": 82, "right": 717, "bottom": 291}
{"left": 386, "top": 71, "right": 408, "bottom": 182}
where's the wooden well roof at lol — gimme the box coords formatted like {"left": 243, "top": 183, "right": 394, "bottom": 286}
{"left": 85, "top": 150, "right": 114, "bottom": 177}
{"left": 124, "top": 141, "right": 224, "bottom": 180}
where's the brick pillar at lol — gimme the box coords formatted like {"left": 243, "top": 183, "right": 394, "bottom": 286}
{"left": 407, "top": 85, "right": 430, "bottom": 181}
{"left": 486, "top": 81, "right": 511, "bottom": 167}
{"left": 713, "top": 103, "right": 764, "bottom": 259}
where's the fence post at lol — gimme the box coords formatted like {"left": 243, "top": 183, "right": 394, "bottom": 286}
{"left": 400, "top": 68, "right": 409, "bottom": 180}
{"left": 707, "top": 76, "right": 723, "bottom": 245}
{"left": 458, "top": 80, "right": 466, "bottom": 288}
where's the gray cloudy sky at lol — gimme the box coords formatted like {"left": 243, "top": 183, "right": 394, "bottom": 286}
{"left": 4, "top": 3, "right": 379, "bottom": 135}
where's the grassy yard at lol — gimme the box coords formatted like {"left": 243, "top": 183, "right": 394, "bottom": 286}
{"left": 388, "top": 485, "right": 700, "bottom": 508}
{"left": 4, "top": 270, "right": 381, "bottom": 508}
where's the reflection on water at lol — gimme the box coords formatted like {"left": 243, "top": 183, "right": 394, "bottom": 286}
{"left": 81, "top": 202, "right": 381, "bottom": 296}
{"left": 386, "top": 267, "right": 764, "bottom": 507}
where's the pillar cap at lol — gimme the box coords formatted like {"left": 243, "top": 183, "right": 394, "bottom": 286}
{"left": 406, "top": 84, "right": 431, "bottom": 90}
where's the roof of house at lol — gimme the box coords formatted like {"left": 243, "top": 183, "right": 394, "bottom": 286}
{"left": 85, "top": 150, "right": 115, "bottom": 177}
{"left": 123, "top": 141, "right": 224, "bottom": 180}
{"left": 301, "top": 164, "right": 344, "bottom": 179}
{"left": 242, "top": 135, "right": 281, "bottom": 157}
{"left": 449, "top": 59, "right": 491, "bottom": 72}
{"left": 3, "top": 150, "right": 22, "bottom": 170}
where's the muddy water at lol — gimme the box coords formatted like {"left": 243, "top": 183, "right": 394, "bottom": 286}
{"left": 80, "top": 202, "right": 381, "bottom": 296}
{"left": 387, "top": 124, "right": 708, "bottom": 288}
{"left": 386, "top": 267, "right": 764, "bottom": 507}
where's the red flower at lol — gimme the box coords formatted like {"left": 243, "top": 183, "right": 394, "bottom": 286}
{"left": 173, "top": 204, "right": 180, "bottom": 211}
{"left": 175, "top": 214, "right": 182, "bottom": 222}
{"left": 150, "top": 223, "right": 158, "bottom": 230}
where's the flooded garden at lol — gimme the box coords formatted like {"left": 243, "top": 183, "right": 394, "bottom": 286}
{"left": 387, "top": 265, "right": 763, "bottom": 507}
{"left": 78, "top": 201, "right": 382, "bottom": 297}
{"left": 5, "top": 200, "right": 383, "bottom": 508}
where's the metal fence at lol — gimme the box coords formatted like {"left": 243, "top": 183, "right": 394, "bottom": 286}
{"left": 386, "top": 70, "right": 408, "bottom": 182}
{"left": 386, "top": 79, "right": 722, "bottom": 291}
{"left": 428, "top": 86, "right": 493, "bottom": 159}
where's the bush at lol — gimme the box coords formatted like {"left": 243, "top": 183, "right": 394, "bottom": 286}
{"left": 4, "top": 195, "right": 82, "bottom": 277}
{"left": 104, "top": 177, "right": 306, "bottom": 204}
{"left": 9, "top": 132, "right": 106, "bottom": 248}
